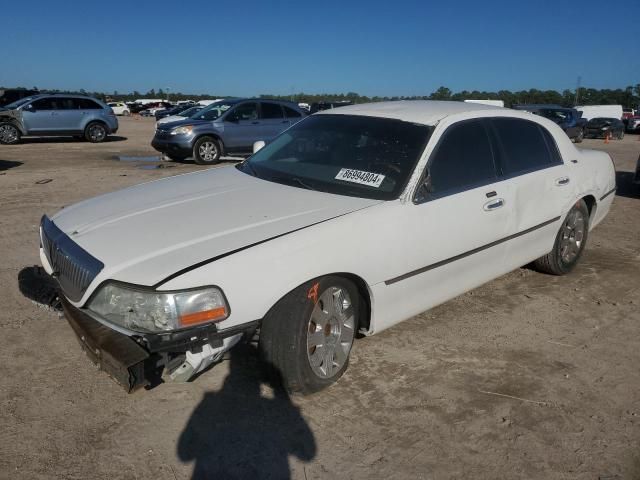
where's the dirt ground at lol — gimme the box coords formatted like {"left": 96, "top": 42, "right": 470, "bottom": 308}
{"left": 1, "top": 117, "right": 639, "bottom": 480}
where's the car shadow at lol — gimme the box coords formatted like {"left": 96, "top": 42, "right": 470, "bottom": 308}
{"left": 177, "top": 344, "right": 316, "bottom": 479}
{"left": 615, "top": 170, "right": 640, "bottom": 199}
{"left": 17, "top": 266, "right": 62, "bottom": 311}
{"left": 0, "top": 160, "right": 22, "bottom": 171}
{"left": 18, "top": 136, "right": 127, "bottom": 144}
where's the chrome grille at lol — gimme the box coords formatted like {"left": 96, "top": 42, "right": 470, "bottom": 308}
{"left": 41, "top": 216, "right": 104, "bottom": 302}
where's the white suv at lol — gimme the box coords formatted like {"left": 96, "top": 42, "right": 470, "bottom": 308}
{"left": 107, "top": 102, "right": 130, "bottom": 116}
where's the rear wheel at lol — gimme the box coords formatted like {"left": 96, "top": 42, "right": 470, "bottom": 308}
{"left": 193, "top": 136, "right": 221, "bottom": 165}
{"left": 84, "top": 122, "right": 107, "bottom": 143}
{"left": 533, "top": 199, "right": 589, "bottom": 275}
{"left": 574, "top": 129, "right": 584, "bottom": 143}
{"left": 259, "top": 276, "right": 360, "bottom": 394}
{"left": 0, "top": 123, "right": 21, "bottom": 144}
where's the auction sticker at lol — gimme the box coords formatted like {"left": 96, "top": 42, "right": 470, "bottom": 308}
{"left": 335, "top": 168, "right": 385, "bottom": 188}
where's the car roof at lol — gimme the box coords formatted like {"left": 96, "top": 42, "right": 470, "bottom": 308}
{"left": 315, "top": 100, "right": 503, "bottom": 126}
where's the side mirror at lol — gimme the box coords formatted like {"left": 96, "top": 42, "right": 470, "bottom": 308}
{"left": 23, "top": 104, "right": 34, "bottom": 112}
{"left": 253, "top": 140, "right": 266, "bottom": 154}
{"left": 414, "top": 169, "right": 433, "bottom": 203}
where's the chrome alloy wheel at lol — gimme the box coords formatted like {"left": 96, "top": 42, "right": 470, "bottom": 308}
{"left": 559, "top": 208, "right": 586, "bottom": 263}
{"left": 198, "top": 141, "right": 218, "bottom": 161}
{"left": 88, "top": 124, "right": 106, "bottom": 142}
{"left": 0, "top": 124, "right": 19, "bottom": 143}
{"left": 306, "top": 286, "right": 355, "bottom": 379}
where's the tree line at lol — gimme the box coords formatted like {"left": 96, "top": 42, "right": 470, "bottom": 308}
{"left": 5, "top": 85, "right": 640, "bottom": 108}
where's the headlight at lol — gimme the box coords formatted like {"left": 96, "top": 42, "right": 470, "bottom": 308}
{"left": 170, "top": 125, "right": 193, "bottom": 136}
{"left": 88, "top": 283, "right": 229, "bottom": 333}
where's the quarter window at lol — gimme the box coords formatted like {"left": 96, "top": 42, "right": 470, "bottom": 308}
{"left": 77, "top": 98, "right": 102, "bottom": 109}
{"left": 261, "top": 102, "right": 283, "bottom": 119}
{"left": 427, "top": 120, "right": 497, "bottom": 196}
{"left": 491, "top": 118, "right": 558, "bottom": 175}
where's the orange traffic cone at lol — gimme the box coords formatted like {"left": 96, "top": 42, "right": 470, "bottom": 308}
{"left": 604, "top": 132, "right": 610, "bottom": 144}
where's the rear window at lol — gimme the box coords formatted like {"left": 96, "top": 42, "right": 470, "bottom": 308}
{"left": 491, "top": 118, "right": 560, "bottom": 176}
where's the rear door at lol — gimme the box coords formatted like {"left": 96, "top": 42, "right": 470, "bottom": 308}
{"left": 54, "top": 98, "right": 84, "bottom": 131}
{"left": 488, "top": 117, "right": 570, "bottom": 269}
{"left": 221, "top": 102, "right": 260, "bottom": 150}
{"left": 259, "top": 102, "right": 287, "bottom": 141}
{"left": 76, "top": 98, "right": 105, "bottom": 131}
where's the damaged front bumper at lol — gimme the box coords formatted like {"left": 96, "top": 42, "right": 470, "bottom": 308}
{"left": 60, "top": 297, "right": 258, "bottom": 392}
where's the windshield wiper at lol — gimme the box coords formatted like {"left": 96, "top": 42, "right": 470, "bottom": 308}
{"left": 269, "top": 175, "right": 317, "bottom": 191}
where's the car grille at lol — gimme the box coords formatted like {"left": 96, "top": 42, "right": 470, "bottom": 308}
{"left": 40, "top": 216, "right": 104, "bottom": 302}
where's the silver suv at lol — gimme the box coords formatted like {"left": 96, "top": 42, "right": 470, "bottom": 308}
{"left": 0, "top": 94, "right": 119, "bottom": 144}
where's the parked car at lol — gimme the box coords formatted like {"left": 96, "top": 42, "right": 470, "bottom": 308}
{"left": 512, "top": 105, "right": 587, "bottom": 142}
{"left": 130, "top": 102, "right": 172, "bottom": 114}
{"left": 155, "top": 104, "right": 194, "bottom": 120}
{"left": 39, "top": 101, "right": 615, "bottom": 393}
{"left": 0, "top": 94, "right": 118, "bottom": 144}
{"left": 310, "top": 101, "right": 353, "bottom": 113}
{"left": 626, "top": 116, "right": 640, "bottom": 133}
{"left": 583, "top": 117, "right": 625, "bottom": 139}
{"left": 140, "top": 102, "right": 173, "bottom": 117}
{"left": 151, "top": 98, "right": 307, "bottom": 164}
{"left": 156, "top": 105, "right": 204, "bottom": 126}
{"left": 107, "top": 102, "right": 131, "bottom": 116}
{"left": 0, "top": 88, "right": 39, "bottom": 107}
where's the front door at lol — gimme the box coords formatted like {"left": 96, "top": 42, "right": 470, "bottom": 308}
{"left": 221, "top": 102, "right": 260, "bottom": 151}
{"left": 374, "top": 118, "right": 515, "bottom": 331}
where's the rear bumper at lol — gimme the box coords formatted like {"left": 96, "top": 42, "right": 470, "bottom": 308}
{"left": 61, "top": 296, "right": 259, "bottom": 392}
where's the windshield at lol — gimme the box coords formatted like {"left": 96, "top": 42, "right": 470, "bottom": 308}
{"left": 238, "top": 114, "right": 431, "bottom": 201}
{"left": 180, "top": 106, "right": 203, "bottom": 117}
{"left": 190, "top": 101, "right": 235, "bottom": 121}
{"left": 3, "top": 97, "right": 36, "bottom": 109}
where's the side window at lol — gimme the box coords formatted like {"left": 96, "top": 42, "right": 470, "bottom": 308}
{"left": 492, "top": 118, "right": 557, "bottom": 175}
{"left": 261, "top": 102, "right": 283, "bottom": 119}
{"left": 77, "top": 98, "right": 102, "bottom": 109}
{"left": 227, "top": 102, "right": 258, "bottom": 122}
{"left": 427, "top": 120, "right": 497, "bottom": 196}
{"left": 31, "top": 98, "right": 57, "bottom": 110}
{"left": 284, "top": 106, "right": 302, "bottom": 118}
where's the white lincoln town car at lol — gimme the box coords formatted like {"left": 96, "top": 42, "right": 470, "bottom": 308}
{"left": 39, "top": 101, "right": 616, "bottom": 394}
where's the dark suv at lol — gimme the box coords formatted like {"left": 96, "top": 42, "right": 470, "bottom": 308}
{"left": 151, "top": 98, "right": 306, "bottom": 164}
{"left": 0, "top": 94, "right": 118, "bottom": 144}
{"left": 512, "top": 104, "right": 587, "bottom": 143}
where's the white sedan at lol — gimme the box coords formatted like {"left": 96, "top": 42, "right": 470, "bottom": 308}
{"left": 39, "top": 101, "right": 615, "bottom": 393}
{"left": 107, "top": 102, "right": 130, "bottom": 116}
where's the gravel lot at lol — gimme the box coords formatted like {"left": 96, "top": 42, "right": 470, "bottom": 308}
{"left": 1, "top": 117, "right": 639, "bottom": 480}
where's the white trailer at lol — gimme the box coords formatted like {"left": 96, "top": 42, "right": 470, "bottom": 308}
{"left": 576, "top": 105, "right": 623, "bottom": 121}
{"left": 464, "top": 99, "right": 504, "bottom": 108}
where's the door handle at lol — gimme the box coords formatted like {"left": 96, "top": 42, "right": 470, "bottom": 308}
{"left": 483, "top": 198, "right": 504, "bottom": 211}
{"left": 555, "top": 177, "right": 570, "bottom": 186}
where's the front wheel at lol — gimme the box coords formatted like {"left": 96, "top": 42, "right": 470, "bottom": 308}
{"left": 259, "top": 276, "right": 360, "bottom": 394}
{"left": 193, "top": 136, "right": 221, "bottom": 165}
{"left": 533, "top": 199, "right": 589, "bottom": 275}
{"left": 0, "top": 123, "right": 21, "bottom": 144}
{"left": 84, "top": 122, "right": 107, "bottom": 143}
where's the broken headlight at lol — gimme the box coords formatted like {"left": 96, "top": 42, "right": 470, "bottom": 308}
{"left": 87, "top": 282, "right": 229, "bottom": 333}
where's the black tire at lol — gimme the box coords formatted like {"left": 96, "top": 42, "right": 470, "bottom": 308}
{"left": 618, "top": 130, "right": 624, "bottom": 140}
{"left": 193, "top": 136, "right": 221, "bottom": 165}
{"left": 84, "top": 122, "right": 108, "bottom": 143}
{"left": 533, "top": 199, "right": 589, "bottom": 275}
{"left": 0, "top": 122, "right": 21, "bottom": 145}
{"left": 259, "top": 276, "right": 361, "bottom": 394}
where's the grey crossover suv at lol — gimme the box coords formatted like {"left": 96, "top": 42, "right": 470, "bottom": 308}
{"left": 0, "top": 94, "right": 119, "bottom": 144}
{"left": 151, "top": 98, "right": 306, "bottom": 164}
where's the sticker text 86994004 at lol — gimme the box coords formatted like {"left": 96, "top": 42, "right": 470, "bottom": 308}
{"left": 334, "top": 168, "right": 385, "bottom": 188}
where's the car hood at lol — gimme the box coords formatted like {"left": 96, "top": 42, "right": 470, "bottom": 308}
{"left": 157, "top": 114, "right": 187, "bottom": 125}
{"left": 156, "top": 117, "right": 210, "bottom": 131}
{"left": 51, "top": 166, "right": 381, "bottom": 287}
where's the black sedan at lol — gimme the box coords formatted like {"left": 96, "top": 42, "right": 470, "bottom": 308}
{"left": 584, "top": 117, "right": 625, "bottom": 139}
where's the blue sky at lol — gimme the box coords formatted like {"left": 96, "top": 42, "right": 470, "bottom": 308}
{"left": 1, "top": 0, "right": 638, "bottom": 96}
